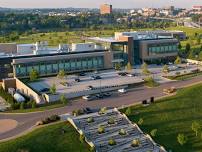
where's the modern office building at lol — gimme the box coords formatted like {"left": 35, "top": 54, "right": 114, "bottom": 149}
{"left": 88, "top": 30, "right": 179, "bottom": 65}
{"left": 100, "top": 4, "right": 112, "bottom": 15}
{"left": 0, "top": 30, "right": 179, "bottom": 79}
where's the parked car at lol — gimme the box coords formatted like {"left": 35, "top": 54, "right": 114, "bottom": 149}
{"left": 75, "top": 78, "right": 81, "bottom": 82}
{"left": 127, "top": 73, "right": 136, "bottom": 77}
{"left": 96, "top": 94, "right": 104, "bottom": 99}
{"left": 118, "top": 88, "right": 127, "bottom": 93}
{"left": 79, "top": 72, "right": 86, "bottom": 76}
{"left": 103, "top": 92, "right": 112, "bottom": 97}
{"left": 118, "top": 72, "right": 128, "bottom": 76}
{"left": 82, "top": 95, "right": 95, "bottom": 101}
{"left": 87, "top": 85, "right": 94, "bottom": 90}
{"left": 91, "top": 75, "right": 102, "bottom": 80}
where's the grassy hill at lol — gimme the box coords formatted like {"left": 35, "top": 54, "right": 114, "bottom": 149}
{"left": 123, "top": 83, "right": 202, "bottom": 152}
{"left": 0, "top": 122, "right": 90, "bottom": 152}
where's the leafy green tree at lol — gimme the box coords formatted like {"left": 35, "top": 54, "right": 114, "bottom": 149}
{"left": 197, "top": 36, "right": 201, "bottom": 45}
{"left": 174, "top": 56, "right": 182, "bottom": 65}
{"left": 138, "top": 118, "right": 144, "bottom": 126}
{"left": 141, "top": 62, "right": 150, "bottom": 75}
{"left": 20, "top": 102, "right": 25, "bottom": 110}
{"left": 114, "top": 63, "right": 121, "bottom": 71}
{"left": 29, "top": 69, "right": 39, "bottom": 81}
{"left": 199, "top": 51, "right": 202, "bottom": 61}
{"left": 192, "top": 121, "right": 201, "bottom": 137}
{"left": 150, "top": 129, "right": 157, "bottom": 137}
{"left": 60, "top": 94, "right": 68, "bottom": 105}
{"left": 177, "top": 133, "right": 187, "bottom": 146}
{"left": 162, "top": 65, "right": 169, "bottom": 73}
{"left": 57, "top": 70, "right": 65, "bottom": 79}
{"left": 185, "top": 43, "right": 191, "bottom": 53}
{"left": 32, "top": 101, "right": 37, "bottom": 109}
{"left": 50, "top": 84, "right": 56, "bottom": 94}
{"left": 125, "top": 107, "right": 132, "bottom": 116}
{"left": 125, "top": 62, "right": 132, "bottom": 71}
{"left": 178, "top": 42, "right": 182, "bottom": 50}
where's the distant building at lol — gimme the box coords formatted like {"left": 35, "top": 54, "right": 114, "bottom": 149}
{"left": 192, "top": 6, "right": 202, "bottom": 11}
{"left": 100, "top": 4, "right": 112, "bottom": 15}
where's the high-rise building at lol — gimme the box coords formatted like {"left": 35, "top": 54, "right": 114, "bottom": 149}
{"left": 100, "top": 4, "right": 112, "bottom": 15}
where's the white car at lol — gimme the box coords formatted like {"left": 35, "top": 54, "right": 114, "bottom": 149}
{"left": 118, "top": 88, "right": 127, "bottom": 93}
{"left": 82, "top": 95, "right": 94, "bottom": 101}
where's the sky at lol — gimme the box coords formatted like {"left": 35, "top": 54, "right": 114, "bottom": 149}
{"left": 0, "top": 0, "right": 202, "bottom": 9}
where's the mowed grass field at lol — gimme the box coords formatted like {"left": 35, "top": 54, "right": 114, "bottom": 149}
{"left": 123, "top": 83, "right": 202, "bottom": 152}
{"left": 14, "top": 26, "right": 202, "bottom": 47}
{"left": 0, "top": 122, "right": 90, "bottom": 152}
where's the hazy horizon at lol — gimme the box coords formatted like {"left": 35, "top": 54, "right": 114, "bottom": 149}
{"left": 0, "top": 0, "right": 202, "bottom": 9}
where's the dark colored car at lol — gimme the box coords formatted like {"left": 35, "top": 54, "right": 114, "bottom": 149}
{"left": 75, "top": 78, "right": 81, "bottom": 82}
{"left": 91, "top": 75, "right": 102, "bottom": 80}
{"left": 79, "top": 72, "right": 86, "bottom": 76}
{"left": 118, "top": 72, "right": 128, "bottom": 76}
{"left": 87, "top": 85, "right": 94, "bottom": 90}
{"left": 96, "top": 94, "right": 104, "bottom": 99}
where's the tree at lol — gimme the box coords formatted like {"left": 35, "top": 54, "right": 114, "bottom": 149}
{"left": 50, "top": 84, "right": 56, "bottom": 94}
{"left": 32, "top": 101, "right": 37, "bottom": 109}
{"left": 57, "top": 69, "right": 65, "bottom": 79}
{"left": 197, "top": 36, "right": 201, "bottom": 45}
{"left": 192, "top": 121, "right": 200, "bottom": 137}
{"left": 150, "top": 129, "right": 157, "bottom": 137}
{"left": 125, "top": 62, "right": 132, "bottom": 71}
{"left": 60, "top": 94, "right": 68, "bottom": 105}
{"left": 199, "top": 51, "right": 202, "bottom": 61}
{"left": 178, "top": 42, "right": 182, "bottom": 50}
{"left": 125, "top": 107, "right": 132, "bottom": 116}
{"left": 174, "top": 56, "right": 182, "bottom": 65}
{"left": 138, "top": 118, "right": 144, "bottom": 126}
{"left": 29, "top": 68, "right": 38, "bottom": 81}
{"left": 114, "top": 63, "right": 121, "bottom": 71}
{"left": 162, "top": 65, "right": 169, "bottom": 73}
{"left": 185, "top": 43, "right": 191, "bottom": 53}
{"left": 177, "top": 133, "right": 187, "bottom": 146}
{"left": 20, "top": 102, "right": 25, "bottom": 110}
{"left": 141, "top": 62, "right": 150, "bottom": 75}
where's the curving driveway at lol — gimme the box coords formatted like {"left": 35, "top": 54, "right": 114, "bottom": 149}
{"left": 0, "top": 75, "right": 202, "bottom": 141}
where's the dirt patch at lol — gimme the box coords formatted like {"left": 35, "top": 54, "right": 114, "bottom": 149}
{"left": 0, "top": 119, "right": 18, "bottom": 134}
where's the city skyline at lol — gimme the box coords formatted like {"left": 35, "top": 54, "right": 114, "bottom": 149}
{"left": 0, "top": 0, "right": 202, "bottom": 9}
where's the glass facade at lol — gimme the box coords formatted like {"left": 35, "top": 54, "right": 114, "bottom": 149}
{"left": 148, "top": 44, "right": 178, "bottom": 55}
{"left": 15, "top": 56, "right": 104, "bottom": 77}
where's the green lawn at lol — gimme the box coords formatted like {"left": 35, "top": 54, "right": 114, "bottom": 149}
{"left": 0, "top": 122, "right": 90, "bottom": 152}
{"left": 122, "top": 83, "right": 202, "bottom": 152}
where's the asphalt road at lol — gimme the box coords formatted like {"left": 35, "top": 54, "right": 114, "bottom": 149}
{"left": 0, "top": 75, "right": 202, "bottom": 141}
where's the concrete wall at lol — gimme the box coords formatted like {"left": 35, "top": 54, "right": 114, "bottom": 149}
{"left": 0, "top": 43, "right": 17, "bottom": 54}
{"left": 2, "top": 78, "right": 16, "bottom": 91}
{"left": 15, "top": 78, "right": 42, "bottom": 104}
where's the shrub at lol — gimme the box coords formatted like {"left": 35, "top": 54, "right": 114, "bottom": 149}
{"left": 11, "top": 102, "right": 20, "bottom": 110}
{"left": 131, "top": 139, "right": 140, "bottom": 147}
{"left": 177, "top": 133, "right": 187, "bottom": 146}
{"left": 99, "top": 107, "right": 107, "bottom": 115}
{"left": 32, "top": 101, "right": 37, "bottom": 109}
{"left": 150, "top": 129, "right": 157, "bottom": 137}
{"left": 108, "top": 117, "right": 115, "bottom": 124}
{"left": 20, "top": 102, "right": 25, "bottom": 110}
{"left": 72, "top": 109, "right": 84, "bottom": 116}
{"left": 138, "top": 118, "right": 144, "bottom": 126}
{"left": 125, "top": 107, "right": 132, "bottom": 116}
{"left": 108, "top": 138, "right": 116, "bottom": 146}
{"left": 49, "top": 115, "right": 60, "bottom": 121}
{"left": 119, "top": 129, "right": 127, "bottom": 136}
{"left": 98, "top": 126, "right": 105, "bottom": 134}
{"left": 87, "top": 117, "right": 94, "bottom": 123}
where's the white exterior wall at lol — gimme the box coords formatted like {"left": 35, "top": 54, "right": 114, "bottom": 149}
{"left": 71, "top": 43, "right": 96, "bottom": 52}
